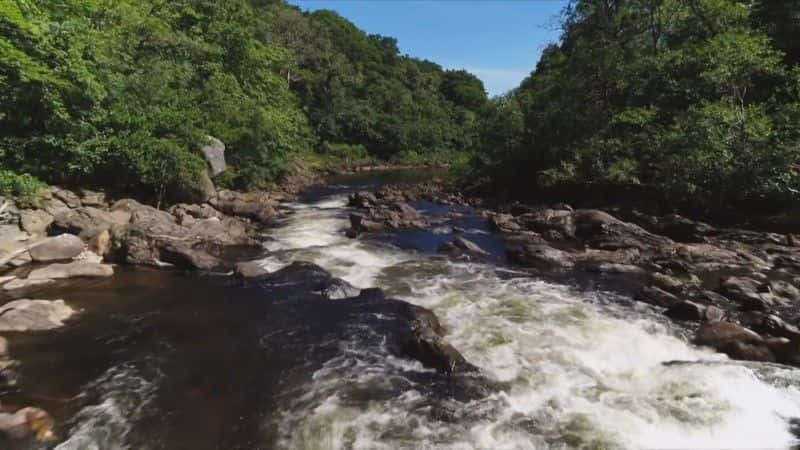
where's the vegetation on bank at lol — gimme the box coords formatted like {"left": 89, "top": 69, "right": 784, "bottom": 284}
{"left": 3, "top": 0, "right": 799, "bottom": 212}
{"left": 472, "top": 0, "right": 800, "bottom": 210}
{"left": 0, "top": 0, "right": 486, "bottom": 201}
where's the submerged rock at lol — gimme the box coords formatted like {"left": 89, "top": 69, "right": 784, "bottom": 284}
{"left": 438, "top": 237, "right": 489, "bottom": 257}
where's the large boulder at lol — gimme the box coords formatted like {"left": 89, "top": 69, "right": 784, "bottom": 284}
{"left": 28, "top": 234, "right": 84, "bottom": 262}
{"left": 719, "top": 276, "right": 777, "bottom": 311}
{"left": 254, "top": 261, "right": 360, "bottom": 300}
{"left": 200, "top": 136, "right": 227, "bottom": 176}
{"left": 574, "top": 209, "right": 673, "bottom": 251}
{"left": 517, "top": 209, "right": 576, "bottom": 239}
{"left": 27, "top": 261, "right": 114, "bottom": 280}
{"left": 175, "top": 171, "right": 217, "bottom": 204}
{"left": 0, "top": 299, "right": 74, "bottom": 331}
{"left": 51, "top": 206, "right": 125, "bottom": 240}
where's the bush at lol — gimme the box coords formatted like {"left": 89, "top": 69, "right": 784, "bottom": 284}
{"left": 0, "top": 170, "right": 45, "bottom": 206}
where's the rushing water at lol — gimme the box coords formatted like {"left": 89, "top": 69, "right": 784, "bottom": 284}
{"left": 6, "top": 171, "right": 800, "bottom": 449}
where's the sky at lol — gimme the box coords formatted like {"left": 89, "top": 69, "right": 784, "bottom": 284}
{"left": 290, "top": 0, "right": 568, "bottom": 96}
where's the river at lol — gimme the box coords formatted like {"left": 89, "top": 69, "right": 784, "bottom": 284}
{"left": 7, "top": 171, "right": 800, "bottom": 449}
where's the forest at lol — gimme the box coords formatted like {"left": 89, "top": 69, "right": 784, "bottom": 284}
{"left": 2, "top": 0, "right": 800, "bottom": 210}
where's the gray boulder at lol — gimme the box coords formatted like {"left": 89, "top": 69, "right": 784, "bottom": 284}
{"left": 28, "top": 234, "right": 84, "bottom": 262}
{"left": 200, "top": 136, "right": 227, "bottom": 176}
{"left": 508, "top": 244, "right": 575, "bottom": 271}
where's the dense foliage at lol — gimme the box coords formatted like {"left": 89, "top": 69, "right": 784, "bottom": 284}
{"left": 0, "top": 0, "right": 486, "bottom": 201}
{"left": 475, "top": 0, "right": 800, "bottom": 207}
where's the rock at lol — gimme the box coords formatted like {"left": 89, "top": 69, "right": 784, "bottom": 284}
{"left": 0, "top": 407, "right": 55, "bottom": 442}
{"left": 0, "top": 336, "right": 8, "bottom": 359}
{"left": 395, "top": 303, "right": 475, "bottom": 375}
{"left": 574, "top": 209, "right": 672, "bottom": 250}
{"left": 488, "top": 213, "right": 522, "bottom": 232}
{"left": 720, "top": 340, "right": 776, "bottom": 362}
{"left": 158, "top": 243, "right": 230, "bottom": 272}
{"left": 2, "top": 278, "right": 54, "bottom": 291}
{"left": 0, "top": 224, "right": 32, "bottom": 267}
{"left": 508, "top": 244, "right": 575, "bottom": 271}
{"left": 256, "top": 262, "right": 360, "bottom": 300}
{"left": 89, "top": 229, "right": 112, "bottom": 256}
{"left": 235, "top": 260, "right": 270, "bottom": 278}
{"left": 517, "top": 209, "right": 576, "bottom": 238}
{"left": 348, "top": 191, "right": 379, "bottom": 208}
{"left": 200, "top": 136, "right": 227, "bottom": 176}
{"left": 0, "top": 299, "right": 74, "bottom": 331}
{"left": 36, "top": 197, "right": 70, "bottom": 216}
{"left": 27, "top": 261, "right": 114, "bottom": 280}
{"left": 18, "top": 209, "right": 52, "bottom": 235}
{"left": 438, "top": 237, "right": 489, "bottom": 256}
{"left": 51, "top": 207, "right": 120, "bottom": 240}
{"left": 349, "top": 213, "right": 384, "bottom": 233}
{"left": 719, "top": 276, "right": 776, "bottom": 311}
{"left": 694, "top": 321, "right": 763, "bottom": 348}
{"left": 389, "top": 202, "right": 421, "bottom": 220}
{"left": 210, "top": 190, "right": 277, "bottom": 224}
{"left": 656, "top": 214, "right": 715, "bottom": 242}
{"left": 50, "top": 187, "right": 81, "bottom": 208}
{"left": 28, "top": 234, "right": 84, "bottom": 262}
{"left": 635, "top": 286, "right": 681, "bottom": 307}
{"left": 665, "top": 300, "right": 724, "bottom": 322}
{"left": 79, "top": 189, "right": 107, "bottom": 208}
{"left": 753, "top": 314, "right": 800, "bottom": 340}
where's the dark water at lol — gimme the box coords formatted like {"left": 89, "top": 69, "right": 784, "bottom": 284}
{"left": 4, "top": 169, "right": 800, "bottom": 449}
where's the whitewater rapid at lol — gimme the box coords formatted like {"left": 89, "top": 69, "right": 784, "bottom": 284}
{"left": 258, "top": 195, "right": 800, "bottom": 449}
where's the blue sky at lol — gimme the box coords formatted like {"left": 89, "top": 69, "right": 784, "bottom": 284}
{"left": 290, "top": 0, "right": 568, "bottom": 96}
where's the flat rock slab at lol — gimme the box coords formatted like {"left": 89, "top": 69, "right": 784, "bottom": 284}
{"left": 0, "top": 299, "right": 75, "bottom": 331}
{"left": 27, "top": 261, "right": 113, "bottom": 280}
{"left": 28, "top": 235, "right": 84, "bottom": 262}
{"left": 2, "top": 278, "right": 54, "bottom": 291}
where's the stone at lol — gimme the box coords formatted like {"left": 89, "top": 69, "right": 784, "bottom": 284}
{"left": 635, "top": 286, "right": 680, "bottom": 307}
{"left": 158, "top": 243, "right": 231, "bottom": 272}
{"left": 200, "top": 136, "right": 227, "bottom": 176}
{"left": 694, "top": 321, "right": 763, "bottom": 348}
{"left": 348, "top": 191, "right": 378, "bottom": 208}
{"left": 488, "top": 213, "right": 522, "bottom": 232}
{"left": 89, "top": 229, "right": 112, "bottom": 256}
{"left": 0, "top": 299, "right": 74, "bottom": 331}
{"left": 518, "top": 209, "right": 576, "bottom": 238}
{"left": 719, "top": 276, "right": 775, "bottom": 311}
{"left": 235, "top": 260, "right": 270, "bottom": 278}
{"left": 27, "top": 261, "right": 114, "bottom": 280}
{"left": 507, "top": 244, "right": 575, "bottom": 271}
{"left": 438, "top": 237, "right": 489, "bottom": 256}
{"left": 0, "top": 407, "right": 55, "bottom": 442}
{"left": 36, "top": 197, "right": 70, "bottom": 216}
{"left": 176, "top": 171, "right": 217, "bottom": 204}
{"left": 18, "top": 209, "right": 52, "bottom": 235}
{"left": 665, "top": 301, "right": 724, "bottom": 322}
{"left": 2, "top": 278, "right": 54, "bottom": 291}
{"left": 50, "top": 187, "right": 81, "bottom": 208}
{"left": 51, "top": 207, "right": 117, "bottom": 240}
{"left": 210, "top": 190, "right": 277, "bottom": 224}
{"left": 79, "top": 189, "right": 107, "bottom": 207}
{"left": 28, "top": 234, "right": 84, "bottom": 262}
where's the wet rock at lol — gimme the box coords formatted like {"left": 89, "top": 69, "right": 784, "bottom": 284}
{"left": 635, "top": 286, "right": 680, "bottom": 307}
{"left": 235, "top": 260, "right": 270, "bottom": 278}
{"left": 487, "top": 213, "right": 522, "bottom": 232}
{"left": 574, "top": 209, "right": 672, "bottom": 250}
{"left": 508, "top": 244, "right": 575, "bottom": 271}
{"left": 2, "top": 278, "right": 54, "bottom": 291}
{"left": 200, "top": 136, "right": 227, "bottom": 176}
{"left": 665, "top": 301, "right": 725, "bottom": 322}
{"left": 656, "top": 214, "right": 715, "bottom": 243}
{"left": 0, "top": 407, "right": 55, "bottom": 442}
{"left": 18, "top": 209, "right": 52, "bottom": 235}
{"left": 256, "top": 262, "right": 360, "bottom": 300}
{"left": 390, "top": 201, "right": 421, "bottom": 220}
{"left": 27, "top": 261, "right": 114, "bottom": 280}
{"left": 0, "top": 299, "right": 74, "bottom": 331}
{"left": 438, "top": 237, "right": 489, "bottom": 257}
{"left": 517, "top": 209, "right": 576, "bottom": 238}
{"left": 159, "top": 243, "right": 231, "bottom": 272}
{"left": 719, "top": 276, "right": 776, "bottom": 311}
{"left": 694, "top": 321, "right": 763, "bottom": 349}
{"left": 348, "top": 191, "right": 378, "bottom": 208}
{"left": 28, "top": 234, "right": 84, "bottom": 262}
{"left": 349, "top": 213, "right": 385, "bottom": 233}
{"left": 721, "top": 340, "right": 776, "bottom": 363}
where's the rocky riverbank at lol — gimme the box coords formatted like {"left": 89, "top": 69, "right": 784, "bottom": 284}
{"left": 344, "top": 182, "right": 800, "bottom": 368}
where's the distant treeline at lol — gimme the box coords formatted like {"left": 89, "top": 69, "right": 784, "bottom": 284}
{"left": 0, "top": 0, "right": 487, "bottom": 201}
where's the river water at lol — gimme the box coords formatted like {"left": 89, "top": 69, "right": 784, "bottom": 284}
{"left": 6, "top": 171, "right": 800, "bottom": 449}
